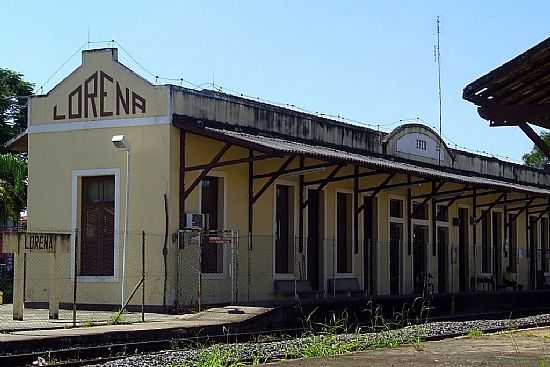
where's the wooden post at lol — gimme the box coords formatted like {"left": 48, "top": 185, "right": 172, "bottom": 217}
{"left": 248, "top": 149, "right": 254, "bottom": 302}
{"left": 299, "top": 158, "right": 304, "bottom": 253}
{"left": 353, "top": 165, "right": 359, "bottom": 255}
{"left": 472, "top": 188, "right": 477, "bottom": 292}
{"left": 179, "top": 130, "right": 186, "bottom": 229}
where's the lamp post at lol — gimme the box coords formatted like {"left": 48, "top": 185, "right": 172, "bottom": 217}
{"left": 112, "top": 135, "right": 131, "bottom": 309}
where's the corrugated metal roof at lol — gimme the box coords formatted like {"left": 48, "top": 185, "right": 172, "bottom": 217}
{"left": 203, "top": 127, "right": 550, "bottom": 196}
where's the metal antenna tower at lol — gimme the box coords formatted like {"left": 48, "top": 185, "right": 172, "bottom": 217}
{"left": 435, "top": 16, "right": 443, "bottom": 165}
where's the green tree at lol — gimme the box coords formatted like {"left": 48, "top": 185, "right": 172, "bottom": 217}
{"left": 0, "top": 153, "right": 26, "bottom": 225}
{"left": 0, "top": 68, "right": 33, "bottom": 149}
{"left": 522, "top": 131, "right": 550, "bottom": 168}
{"left": 0, "top": 68, "right": 32, "bottom": 224}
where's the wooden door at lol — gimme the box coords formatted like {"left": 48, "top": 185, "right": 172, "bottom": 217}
{"left": 307, "top": 190, "right": 320, "bottom": 291}
{"left": 81, "top": 176, "right": 115, "bottom": 276}
{"left": 458, "top": 208, "right": 469, "bottom": 292}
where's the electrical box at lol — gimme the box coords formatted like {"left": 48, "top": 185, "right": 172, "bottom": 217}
{"left": 184, "top": 213, "right": 207, "bottom": 230}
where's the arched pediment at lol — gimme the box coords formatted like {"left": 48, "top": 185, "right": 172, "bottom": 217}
{"left": 384, "top": 124, "right": 453, "bottom": 166}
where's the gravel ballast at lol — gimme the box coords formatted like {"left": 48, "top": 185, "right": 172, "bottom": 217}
{"left": 94, "top": 313, "right": 550, "bottom": 367}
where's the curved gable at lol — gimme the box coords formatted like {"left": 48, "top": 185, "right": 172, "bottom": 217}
{"left": 384, "top": 124, "right": 453, "bottom": 166}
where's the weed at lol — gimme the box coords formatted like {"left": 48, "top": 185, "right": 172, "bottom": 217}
{"left": 467, "top": 328, "right": 484, "bottom": 337}
{"left": 82, "top": 320, "right": 96, "bottom": 328}
{"left": 190, "top": 345, "right": 244, "bottom": 367}
{"left": 109, "top": 311, "right": 130, "bottom": 325}
{"left": 538, "top": 359, "right": 549, "bottom": 367}
{"left": 412, "top": 336, "right": 425, "bottom": 351}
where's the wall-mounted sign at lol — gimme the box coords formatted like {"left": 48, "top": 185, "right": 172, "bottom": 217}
{"left": 396, "top": 132, "right": 444, "bottom": 161}
{"left": 24, "top": 233, "right": 56, "bottom": 253}
{"left": 52, "top": 70, "right": 147, "bottom": 121}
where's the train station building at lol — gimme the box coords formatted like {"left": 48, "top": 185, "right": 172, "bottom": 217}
{"left": 5, "top": 47, "right": 550, "bottom": 312}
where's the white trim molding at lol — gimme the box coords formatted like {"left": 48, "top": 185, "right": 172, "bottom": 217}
{"left": 29, "top": 114, "right": 171, "bottom": 134}
{"left": 71, "top": 168, "right": 121, "bottom": 283}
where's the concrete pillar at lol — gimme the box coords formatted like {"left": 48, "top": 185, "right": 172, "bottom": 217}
{"left": 12, "top": 234, "right": 24, "bottom": 321}
{"left": 48, "top": 252, "right": 59, "bottom": 319}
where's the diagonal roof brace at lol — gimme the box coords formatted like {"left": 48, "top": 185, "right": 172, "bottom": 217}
{"left": 474, "top": 192, "right": 506, "bottom": 224}
{"left": 302, "top": 164, "right": 344, "bottom": 209}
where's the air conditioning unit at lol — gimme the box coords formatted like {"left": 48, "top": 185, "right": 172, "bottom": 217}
{"left": 184, "top": 213, "right": 207, "bottom": 229}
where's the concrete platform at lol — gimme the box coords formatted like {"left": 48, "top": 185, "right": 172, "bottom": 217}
{"left": 0, "top": 303, "right": 175, "bottom": 331}
{"left": 0, "top": 305, "right": 274, "bottom": 356}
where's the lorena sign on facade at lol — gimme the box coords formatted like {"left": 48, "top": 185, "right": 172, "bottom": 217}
{"left": 52, "top": 70, "right": 147, "bottom": 121}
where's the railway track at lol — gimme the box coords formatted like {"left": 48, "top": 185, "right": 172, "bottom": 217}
{"left": 0, "top": 327, "right": 304, "bottom": 367}
{"left": 3, "top": 310, "right": 550, "bottom": 367}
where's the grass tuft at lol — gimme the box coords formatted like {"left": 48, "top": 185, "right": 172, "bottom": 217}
{"left": 467, "top": 328, "right": 484, "bottom": 338}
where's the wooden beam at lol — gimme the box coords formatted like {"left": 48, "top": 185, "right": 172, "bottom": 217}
{"left": 183, "top": 143, "right": 232, "bottom": 199}
{"left": 519, "top": 123, "right": 550, "bottom": 158}
{"left": 434, "top": 190, "right": 502, "bottom": 203}
{"left": 507, "top": 202, "right": 549, "bottom": 212}
{"left": 185, "top": 153, "right": 275, "bottom": 172}
{"left": 303, "top": 169, "right": 382, "bottom": 186}
{"left": 359, "top": 177, "right": 430, "bottom": 194}
{"left": 361, "top": 172, "right": 396, "bottom": 197}
{"left": 252, "top": 156, "right": 296, "bottom": 204}
{"left": 354, "top": 165, "right": 359, "bottom": 254}
{"left": 179, "top": 130, "right": 186, "bottom": 229}
{"left": 431, "top": 182, "right": 437, "bottom": 257}
{"left": 299, "top": 157, "right": 305, "bottom": 253}
{"left": 302, "top": 164, "right": 344, "bottom": 209}
{"left": 411, "top": 181, "right": 444, "bottom": 218}
{"left": 472, "top": 188, "right": 478, "bottom": 291}
{"left": 474, "top": 193, "right": 506, "bottom": 224}
{"left": 413, "top": 185, "right": 471, "bottom": 200}
{"left": 248, "top": 150, "right": 254, "bottom": 236}
{"left": 407, "top": 176, "right": 412, "bottom": 256}
{"left": 254, "top": 162, "right": 333, "bottom": 179}
{"left": 528, "top": 206, "right": 550, "bottom": 224}
{"left": 506, "top": 197, "right": 535, "bottom": 228}
{"left": 477, "top": 195, "right": 543, "bottom": 208}
{"left": 477, "top": 102, "right": 550, "bottom": 125}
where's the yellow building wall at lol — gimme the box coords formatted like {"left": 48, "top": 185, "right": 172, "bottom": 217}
{"left": 26, "top": 124, "right": 173, "bottom": 306}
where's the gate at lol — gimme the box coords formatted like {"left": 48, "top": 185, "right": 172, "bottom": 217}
{"left": 176, "top": 229, "right": 239, "bottom": 310}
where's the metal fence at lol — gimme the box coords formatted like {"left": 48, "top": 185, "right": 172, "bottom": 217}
{"left": 0, "top": 227, "right": 542, "bottom": 330}
{"left": 0, "top": 229, "right": 177, "bottom": 331}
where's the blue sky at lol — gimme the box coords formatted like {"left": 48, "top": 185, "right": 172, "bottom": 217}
{"left": 3, "top": 1, "right": 549, "bottom": 162}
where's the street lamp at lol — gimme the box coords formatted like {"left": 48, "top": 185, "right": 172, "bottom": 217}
{"left": 112, "top": 135, "right": 130, "bottom": 309}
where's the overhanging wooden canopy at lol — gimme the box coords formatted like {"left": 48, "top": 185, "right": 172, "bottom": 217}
{"left": 463, "top": 36, "right": 550, "bottom": 157}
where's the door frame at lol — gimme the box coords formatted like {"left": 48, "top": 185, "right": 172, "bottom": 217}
{"left": 457, "top": 204, "right": 472, "bottom": 292}
{"left": 387, "top": 193, "right": 405, "bottom": 295}
{"left": 273, "top": 180, "right": 299, "bottom": 280}
{"left": 411, "top": 199, "right": 431, "bottom": 295}
{"left": 71, "top": 168, "right": 120, "bottom": 283}
{"left": 197, "top": 171, "right": 228, "bottom": 280}
{"left": 334, "top": 188, "right": 355, "bottom": 277}
{"left": 491, "top": 209, "right": 505, "bottom": 285}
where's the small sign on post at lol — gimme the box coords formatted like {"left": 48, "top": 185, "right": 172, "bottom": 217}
{"left": 1, "top": 231, "right": 70, "bottom": 321}
{"left": 24, "top": 233, "right": 56, "bottom": 253}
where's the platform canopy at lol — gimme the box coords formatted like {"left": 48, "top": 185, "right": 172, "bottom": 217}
{"left": 463, "top": 36, "right": 550, "bottom": 156}
{"left": 174, "top": 114, "right": 550, "bottom": 197}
